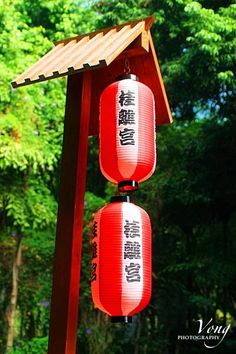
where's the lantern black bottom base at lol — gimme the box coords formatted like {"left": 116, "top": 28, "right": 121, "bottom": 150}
{"left": 118, "top": 180, "right": 138, "bottom": 192}
{"left": 111, "top": 316, "right": 132, "bottom": 323}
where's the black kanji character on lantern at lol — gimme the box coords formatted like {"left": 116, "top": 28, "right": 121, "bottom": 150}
{"left": 125, "top": 263, "right": 141, "bottom": 282}
{"left": 124, "top": 241, "right": 141, "bottom": 259}
{"left": 124, "top": 220, "right": 140, "bottom": 238}
{"left": 119, "top": 90, "right": 135, "bottom": 106}
{"left": 118, "top": 109, "right": 135, "bottom": 125}
{"left": 92, "top": 221, "right": 98, "bottom": 239}
{"left": 91, "top": 242, "right": 97, "bottom": 259}
{"left": 119, "top": 128, "right": 135, "bottom": 145}
{"left": 91, "top": 263, "right": 97, "bottom": 282}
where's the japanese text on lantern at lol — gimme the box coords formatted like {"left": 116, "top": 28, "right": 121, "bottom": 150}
{"left": 124, "top": 219, "right": 142, "bottom": 282}
{"left": 91, "top": 221, "right": 98, "bottom": 282}
{"left": 118, "top": 90, "right": 136, "bottom": 146}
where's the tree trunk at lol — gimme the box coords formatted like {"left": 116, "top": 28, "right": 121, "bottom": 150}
{"left": 6, "top": 236, "right": 22, "bottom": 352}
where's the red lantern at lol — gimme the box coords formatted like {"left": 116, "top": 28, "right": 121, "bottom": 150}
{"left": 91, "top": 196, "right": 152, "bottom": 322}
{"left": 99, "top": 74, "right": 156, "bottom": 192}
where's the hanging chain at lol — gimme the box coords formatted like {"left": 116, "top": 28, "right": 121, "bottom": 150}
{"left": 124, "top": 57, "right": 131, "bottom": 74}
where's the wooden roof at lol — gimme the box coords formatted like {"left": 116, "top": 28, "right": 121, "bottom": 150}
{"left": 11, "top": 17, "right": 173, "bottom": 127}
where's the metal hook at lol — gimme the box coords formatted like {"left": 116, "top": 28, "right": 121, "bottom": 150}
{"left": 124, "top": 57, "right": 131, "bottom": 74}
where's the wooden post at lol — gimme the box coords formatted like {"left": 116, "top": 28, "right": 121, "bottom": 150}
{"left": 48, "top": 71, "right": 91, "bottom": 354}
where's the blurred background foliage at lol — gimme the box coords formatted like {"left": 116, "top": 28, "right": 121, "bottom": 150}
{"left": 0, "top": 0, "right": 235, "bottom": 353}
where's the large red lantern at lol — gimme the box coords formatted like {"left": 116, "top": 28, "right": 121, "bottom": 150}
{"left": 91, "top": 196, "right": 152, "bottom": 322}
{"left": 99, "top": 74, "right": 156, "bottom": 192}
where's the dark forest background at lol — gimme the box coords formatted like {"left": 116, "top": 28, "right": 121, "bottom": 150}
{"left": 0, "top": 0, "right": 235, "bottom": 353}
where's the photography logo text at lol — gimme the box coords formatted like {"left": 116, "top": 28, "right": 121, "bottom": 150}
{"left": 177, "top": 318, "right": 231, "bottom": 349}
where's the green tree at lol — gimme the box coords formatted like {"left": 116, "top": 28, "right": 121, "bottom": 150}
{"left": 0, "top": 0, "right": 96, "bottom": 352}
{"left": 0, "top": 0, "right": 236, "bottom": 353}
{"left": 93, "top": 1, "right": 236, "bottom": 353}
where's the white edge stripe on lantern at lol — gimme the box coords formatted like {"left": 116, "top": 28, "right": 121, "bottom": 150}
{"left": 116, "top": 80, "right": 139, "bottom": 179}
{"left": 121, "top": 202, "right": 143, "bottom": 315}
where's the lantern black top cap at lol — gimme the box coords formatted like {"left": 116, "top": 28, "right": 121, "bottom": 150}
{"left": 116, "top": 74, "right": 139, "bottom": 81}
{"left": 110, "top": 196, "right": 131, "bottom": 203}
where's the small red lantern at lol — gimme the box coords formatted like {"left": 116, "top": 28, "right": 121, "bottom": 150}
{"left": 99, "top": 74, "right": 156, "bottom": 192}
{"left": 91, "top": 196, "right": 152, "bottom": 322}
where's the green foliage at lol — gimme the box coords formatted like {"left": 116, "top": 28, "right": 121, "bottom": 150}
{"left": 1, "top": 178, "right": 57, "bottom": 231}
{"left": 0, "top": 1, "right": 98, "bottom": 353}
{"left": 10, "top": 337, "right": 48, "bottom": 354}
{"left": 0, "top": 0, "right": 236, "bottom": 353}
{"left": 16, "top": 0, "right": 96, "bottom": 41}
{"left": 94, "top": 0, "right": 150, "bottom": 27}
